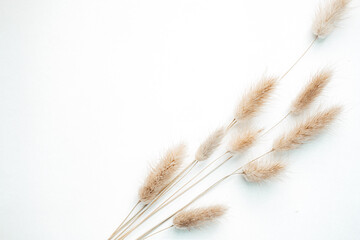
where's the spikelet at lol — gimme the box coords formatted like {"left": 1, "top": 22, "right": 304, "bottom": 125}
{"left": 234, "top": 76, "right": 277, "bottom": 121}
{"left": 273, "top": 106, "right": 341, "bottom": 152}
{"left": 139, "top": 144, "right": 186, "bottom": 203}
{"left": 173, "top": 205, "right": 227, "bottom": 229}
{"left": 242, "top": 159, "right": 285, "bottom": 183}
{"left": 290, "top": 69, "right": 332, "bottom": 115}
{"left": 312, "top": 0, "right": 351, "bottom": 39}
{"left": 195, "top": 128, "right": 225, "bottom": 162}
{"left": 228, "top": 129, "right": 261, "bottom": 154}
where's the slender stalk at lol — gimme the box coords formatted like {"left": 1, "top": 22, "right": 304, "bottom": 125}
{"left": 137, "top": 151, "right": 272, "bottom": 239}
{"left": 108, "top": 201, "right": 141, "bottom": 239}
{"left": 279, "top": 37, "right": 318, "bottom": 81}
{"left": 142, "top": 225, "right": 174, "bottom": 240}
{"left": 111, "top": 204, "right": 148, "bottom": 240}
{"left": 261, "top": 112, "right": 291, "bottom": 137}
{"left": 114, "top": 160, "right": 197, "bottom": 239}
{"left": 226, "top": 118, "right": 237, "bottom": 131}
{"left": 233, "top": 149, "right": 274, "bottom": 174}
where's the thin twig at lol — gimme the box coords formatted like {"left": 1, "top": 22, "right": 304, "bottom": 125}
{"left": 260, "top": 112, "right": 291, "bottom": 137}
{"left": 142, "top": 225, "right": 174, "bottom": 240}
{"left": 279, "top": 37, "right": 318, "bottom": 81}
{"left": 226, "top": 118, "right": 237, "bottom": 131}
{"left": 112, "top": 204, "right": 147, "bottom": 239}
{"left": 108, "top": 201, "right": 141, "bottom": 239}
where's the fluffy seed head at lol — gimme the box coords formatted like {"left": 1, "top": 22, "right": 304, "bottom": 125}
{"left": 273, "top": 106, "right": 341, "bottom": 152}
{"left": 173, "top": 205, "right": 227, "bottom": 229}
{"left": 138, "top": 144, "right": 186, "bottom": 203}
{"left": 235, "top": 76, "right": 277, "bottom": 121}
{"left": 242, "top": 159, "right": 286, "bottom": 183}
{"left": 290, "top": 68, "right": 332, "bottom": 115}
{"left": 312, "top": 0, "right": 351, "bottom": 38}
{"left": 228, "top": 129, "right": 261, "bottom": 154}
{"left": 195, "top": 128, "right": 225, "bottom": 162}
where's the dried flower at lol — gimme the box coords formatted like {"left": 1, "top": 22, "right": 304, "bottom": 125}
{"left": 312, "top": 0, "right": 351, "bottom": 38}
{"left": 228, "top": 129, "right": 261, "bottom": 154}
{"left": 291, "top": 69, "right": 332, "bottom": 115}
{"left": 139, "top": 144, "right": 186, "bottom": 203}
{"left": 273, "top": 106, "right": 341, "bottom": 151}
{"left": 242, "top": 159, "right": 285, "bottom": 183}
{"left": 195, "top": 128, "right": 225, "bottom": 162}
{"left": 173, "top": 205, "right": 227, "bottom": 229}
{"left": 234, "top": 76, "right": 277, "bottom": 121}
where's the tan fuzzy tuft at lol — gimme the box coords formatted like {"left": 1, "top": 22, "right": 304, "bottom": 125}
{"left": 195, "top": 128, "right": 225, "bottom": 162}
{"left": 139, "top": 144, "right": 186, "bottom": 203}
{"left": 312, "top": 0, "right": 351, "bottom": 39}
{"left": 228, "top": 129, "right": 261, "bottom": 154}
{"left": 273, "top": 106, "right": 341, "bottom": 152}
{"left": 242, "top": 159, "right": 286, "bottom": 183}
{"left": 291, "top": 69, "right": 332, "bottom": 115}
{"left": 173, "top": 205, "right": 227, "bottom": 229}
{"left": 235, "top": 76, "right": 277, "bottom": 121}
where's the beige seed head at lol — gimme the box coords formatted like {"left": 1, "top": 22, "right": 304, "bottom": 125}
{"left": 235, "top": 75, "right": 277, "bottom": 121}
{"left": 228, "top": 129, "right": 261, "bottom": 154}
{"left": 242, "top": 159, "right": 286, "bottom": 183}
{"left": 312, "top": 0, "right": 351, "bottom": 39}
{"left": 173, "top": 205, "right": 227, "bottom": 229}
{"left": 273, "top": 106, "right": 342, "bottom": 152}
{"left": 290, "top": 68, "right": 332, "bottom": 115}
{"left": 138, "top": 143, "right": 186, "bottom": 203}
{"left": 195, "top": 127, "right": 225, "bottom": 162}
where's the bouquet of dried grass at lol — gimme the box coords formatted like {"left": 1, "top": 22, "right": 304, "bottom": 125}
{"left": 108, "top": 0, "right": 351, "bottom": 239}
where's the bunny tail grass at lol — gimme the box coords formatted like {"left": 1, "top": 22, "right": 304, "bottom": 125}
{"left": 195, "top": 127, "right": 225, "bottom": 162}
{"left": 228, "top": 129, "right": 261, "bottom": 154}
{"left": 241, "top": 159, "right": 286, "bottom": 183}
{"left": 291, "top": 68, "right": 332, "bottom": 115}
{"left": 273, "top": 106, "right": 342, "bottom": 152}
{"left": 234, "top": 75, "right": 277, "bottom": 122}
{"left": 139, "top": 143, "right": 186, "bottom": 204}
{"left": 312, "top": 0, "right": 351, "bottom": 39}
{"left": 173, "top": 205, "right": 227, "bottom": 229}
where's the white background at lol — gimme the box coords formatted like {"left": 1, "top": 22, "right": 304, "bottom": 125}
{"left": 1, "top": 0, "right": 360, "bottom": 239}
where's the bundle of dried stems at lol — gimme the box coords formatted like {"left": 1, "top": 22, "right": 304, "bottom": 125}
{"left": 136, "top": 104, "right": 341, "bottom": 240}
{"left": 108, "top": 0, "right": 351, "bottom": 239}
